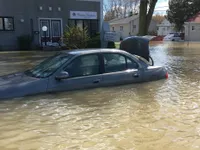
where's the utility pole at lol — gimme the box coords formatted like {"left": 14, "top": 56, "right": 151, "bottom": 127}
{"left": 187, "top": 22, "right": 190, "bottom": 46}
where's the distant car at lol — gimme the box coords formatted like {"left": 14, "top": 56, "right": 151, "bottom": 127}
{"left": 163, "top": 33, "right": 182, "bottom": 41}
{"left": 0, "top": 49, "right": 168, "bottom": 100}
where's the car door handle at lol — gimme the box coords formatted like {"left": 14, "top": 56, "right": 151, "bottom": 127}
{"left": 133, "top": 73, "right": 139, "bottom": 78}
{"left": 93, "top": 79, "right": 101, "bottom": 84}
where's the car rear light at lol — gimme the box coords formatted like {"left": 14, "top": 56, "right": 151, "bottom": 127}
{"left": 165, "top": 72, "right": 168, "bottom": 79}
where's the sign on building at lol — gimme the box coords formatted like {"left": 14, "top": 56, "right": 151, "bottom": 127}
{"left": 70, "top": 11, "right": 97, "bottom": 20}
{"left": 104, "top": 32, "right": 120, "bottom": 42}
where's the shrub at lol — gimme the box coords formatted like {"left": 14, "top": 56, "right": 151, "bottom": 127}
{"left": 87, "top": 32, "right": 101, "bottom": 48}
{"left": 63, "top": 26, "right": 90, "bottom": 49}
{"left": 17, "top": 34, "right": 32, "bottom": 50}
{"left": 107, "top": 41, "right": 116, "bottom": 48}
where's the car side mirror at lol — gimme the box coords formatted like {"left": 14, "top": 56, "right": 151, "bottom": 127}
{"left": 55, "top": 71, "right": 69, "bottom": 80}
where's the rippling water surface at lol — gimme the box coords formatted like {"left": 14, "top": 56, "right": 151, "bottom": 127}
{"left": 1, "top": 42, "right": 200, "bottom": 150}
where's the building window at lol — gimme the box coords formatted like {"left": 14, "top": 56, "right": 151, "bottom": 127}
{"left": 90, "top": 20, "right": 98, "bottom": 35}
{"left": 68, "top": 19, "right": 99, "bottom": 36}
{"left": 83, "top": 20, "right": 90, "bottom": 31}
{"left": 39, "top": 6, "right": 43, "bottom": 11}
{"left": 40, "top": 19, "right": 50, "bottom": 37}
{"left": 68, "top": 20, "right": 75, "bottom": 27}
{"left": 192, "top": 26, "right": 195, "bottom": 31}
{"left": 51, "top": 20, "right": 61, "bottom": 37}
{"left": 76, "top": 20, "right": 83, "bottom": 30}
{"left": 0, "top": 17, "right": 14, "bottom": 31}
{"left": 0, "top": 18, "right": 3, "bottom": 30}
{"left": 120, "top": 26, "right": 123, "bottom": 31}
{"left": 132, "top": 25, "right": 136, "bottom": 32}
{"left": 49, "top": 7, "right": 52, "bottom": 11}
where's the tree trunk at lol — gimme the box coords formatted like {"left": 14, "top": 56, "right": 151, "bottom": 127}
{"left": 146, "top": 0, "right": 158, "bottom": 32}
{"left": 138, "top": 0, "right": 148, "bottom": 35}
{"left": 138, "top": 0, "right": 157, "bottom": 36}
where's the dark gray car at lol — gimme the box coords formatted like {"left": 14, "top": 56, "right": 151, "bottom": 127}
{"left": 0, "top": 49, "right": 168, "bottom": 100}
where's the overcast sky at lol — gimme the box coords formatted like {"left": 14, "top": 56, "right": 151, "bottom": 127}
{"left": 154, "top": 0, "right": 169, "bottom": 15}
{"left": 104, "top": 0, "right": 169, "bottom": 15}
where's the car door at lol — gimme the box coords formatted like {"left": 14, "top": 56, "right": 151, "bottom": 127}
{"left": 101, "top": 52, "right": 143, "bottom": 87}
{"left": 47, "top": 54, "right": 102, "bottom": 92}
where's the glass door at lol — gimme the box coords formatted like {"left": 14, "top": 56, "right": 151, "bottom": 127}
{"left": 51, "top": 20, "right": 61, "bottom": 43}
{"left": 40, "top": 19, "right": 51, "bottom": 44}
{"left": 39, "top": 19, "right": 62, "bottom": 46}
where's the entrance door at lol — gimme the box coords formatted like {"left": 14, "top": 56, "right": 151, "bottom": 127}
{"left": 40, "top": 19, "right": 51, "bottom": 44}
{"left": 51, "top": 20, "right": 62, "bottom": 43}
{"left": 39, "top": 18, "right": 62, "bottom": 45}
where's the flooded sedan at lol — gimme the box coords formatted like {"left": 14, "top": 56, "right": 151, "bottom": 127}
{"left": 1, "top": 42, "right": 200, "bottom": 150}
{"left": 0, "top": 49, "right": 167, "bottom": 100}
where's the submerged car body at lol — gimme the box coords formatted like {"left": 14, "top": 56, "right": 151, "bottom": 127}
{"left": 0, "top": 49, "right": 168, "bottom": 100}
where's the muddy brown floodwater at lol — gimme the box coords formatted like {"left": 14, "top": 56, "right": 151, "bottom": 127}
{"left": 1, "top": 42, "right": 200, "bottom": 150}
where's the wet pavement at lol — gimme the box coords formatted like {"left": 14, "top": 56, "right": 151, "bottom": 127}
{"left": 1, "top": 42, "right": 200, "bottom": 150}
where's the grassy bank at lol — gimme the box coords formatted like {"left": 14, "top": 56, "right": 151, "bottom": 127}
{"left": 115, "top": 42, "right": 120, "bottom": 49}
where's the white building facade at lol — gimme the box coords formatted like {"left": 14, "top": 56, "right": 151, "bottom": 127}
{"left": 157, "top": 19, "right": 175, "bottom": 36}
{"left": 109, "top": 15, "right": 157, "bottom": 39}
{"left": 184, "top": 12, "right": 200, "bottom": 41}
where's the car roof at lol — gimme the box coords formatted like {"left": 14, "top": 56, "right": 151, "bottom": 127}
{"left": 62, "top": 48, "right": 128, "bottom": 55}
{"left": 60, "top": 48, "right": 149, "bottom": 65}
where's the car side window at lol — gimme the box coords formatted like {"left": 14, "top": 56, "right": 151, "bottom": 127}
{"left": 174, "top": 33, "right": 179, "bottom": 37}
{"left": 104, "top": 53, "right": 126, "bottom": 73}
{"left": 127, "top": 58, "right": 139, "bottom": 69}
{"left": 64, "top": 54, "right": 100, "bottom": 78}
{"left": 103, "top": 53, "right": 139, "bottom": 73}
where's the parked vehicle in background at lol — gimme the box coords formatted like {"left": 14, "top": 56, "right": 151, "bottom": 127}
{"left": 163, "top": 33, "right": 182, "bottom": 41}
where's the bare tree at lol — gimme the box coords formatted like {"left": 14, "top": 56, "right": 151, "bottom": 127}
{"left": 103, "top": 0, "right": 140, "bottom": 21}
{"left": 152, "top": 14, "right": 165, "bottom": 24}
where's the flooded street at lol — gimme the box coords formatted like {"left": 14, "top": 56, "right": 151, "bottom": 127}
{"left": 1, "top": 42, "right": 200, "bottom": 150}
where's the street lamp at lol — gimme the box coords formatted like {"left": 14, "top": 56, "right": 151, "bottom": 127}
{"left": 42, "top": 26, "right": 48, "bottom": 46}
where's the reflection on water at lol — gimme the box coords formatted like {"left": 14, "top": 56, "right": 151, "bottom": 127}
{"left": 1, "top": 42, "right": 200, "bottom": 149}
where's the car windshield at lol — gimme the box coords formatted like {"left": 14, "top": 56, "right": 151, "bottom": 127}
{"left": 25, "top": 52, "right": 73, "bottom": 78}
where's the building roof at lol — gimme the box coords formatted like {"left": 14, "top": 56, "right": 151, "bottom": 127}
{"left": 109, "top": 15, "right": 139, "bottom": 25}
{"left": 187, "top": 12, "right": 200, "bottom": 23}
{"left": 108, "top": 18, "right": 122, "bottom": 23}
{"left": 157, "top": 18, "right": 174, "bottom": 27}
